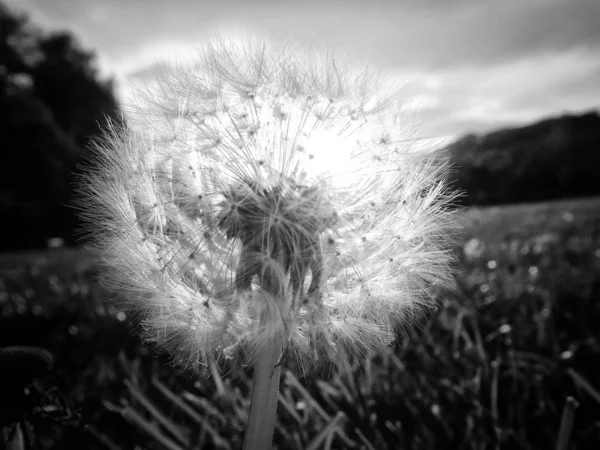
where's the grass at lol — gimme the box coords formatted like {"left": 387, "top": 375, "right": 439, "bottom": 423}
{"left": 1, "top": 196, "right": 599, "bottom": 449}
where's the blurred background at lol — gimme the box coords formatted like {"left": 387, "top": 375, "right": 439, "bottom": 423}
{"left": 1, "top": 0, "right": 599, "bottom": 448}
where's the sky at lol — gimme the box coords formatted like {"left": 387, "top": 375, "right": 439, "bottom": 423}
{"left": 6, "top": 0, "right": 600, "bottom": 142}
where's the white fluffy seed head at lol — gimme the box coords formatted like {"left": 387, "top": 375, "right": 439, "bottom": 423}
{"left": 77, "top": 37, "right": 458, "bottom": 375}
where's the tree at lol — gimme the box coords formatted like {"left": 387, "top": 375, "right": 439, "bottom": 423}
{"left": 0, "top": 2, "right": 122, "bottom": 249}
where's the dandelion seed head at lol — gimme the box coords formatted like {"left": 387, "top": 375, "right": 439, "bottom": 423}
{"left": 78, "top": 36, "right": 458, "bottom": 374}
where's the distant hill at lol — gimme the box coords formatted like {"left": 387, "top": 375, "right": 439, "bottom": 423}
{"left": 446, "top": 110, "right": 600, "bottom": 206}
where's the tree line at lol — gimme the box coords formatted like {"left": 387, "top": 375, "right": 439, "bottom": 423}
{"left": 447, "top": 110, "right": 600, "bottom": 206}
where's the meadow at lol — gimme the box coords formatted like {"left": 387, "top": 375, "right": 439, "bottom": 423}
{"left": 1, "top": 196, "right": 599, "bottom": 449}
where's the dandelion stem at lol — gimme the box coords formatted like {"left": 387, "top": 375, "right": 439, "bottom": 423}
{"left": 242, "top": 324, "right": 283, "bottom": 450}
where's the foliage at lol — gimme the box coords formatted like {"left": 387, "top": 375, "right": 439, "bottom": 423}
{"left": 447, "top": 111, "right": 600, "bottom": 207}
{"left": 0, "top": 2, "right": 121, "bottom": 249}
{"left": 1, "top": 196, "right": 599, "bottom": 449}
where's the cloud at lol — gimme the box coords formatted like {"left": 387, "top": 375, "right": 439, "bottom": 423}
{"left": 5, "top": 0, "right": 600, "bottom": 138}
{"left": 8, "top": 0, "right": 600, "bottom": 72}
{"left": 404, "top": 48, "right": 600, "bottom": 137}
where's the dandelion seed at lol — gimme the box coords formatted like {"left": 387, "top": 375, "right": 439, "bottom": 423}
{"left": 77, "top": 36, "right": 457, "bottom": 449}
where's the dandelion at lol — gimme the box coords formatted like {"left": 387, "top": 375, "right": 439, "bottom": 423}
{"left": 77, "top": 37, "right": 457, "bottom": 449}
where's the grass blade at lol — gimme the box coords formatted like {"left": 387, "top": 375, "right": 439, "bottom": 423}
{"left": 556, "top": 396, "right": 579, "bottom": 450}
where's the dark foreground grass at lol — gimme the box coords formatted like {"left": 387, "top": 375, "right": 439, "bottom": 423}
{"left": 1, "top": 196, "right": 599, "bottom": 449}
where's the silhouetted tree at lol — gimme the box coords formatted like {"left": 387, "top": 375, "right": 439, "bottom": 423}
{"left": 0, "top": 2, "right": 122, "bottom": 249}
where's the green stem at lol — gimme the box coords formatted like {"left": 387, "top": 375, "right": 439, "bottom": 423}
{"left": 242, "top": 329, "right": 283, "bottom": 450}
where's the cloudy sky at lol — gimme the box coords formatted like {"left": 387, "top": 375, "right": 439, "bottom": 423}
{"left": 6, "top": 0, "right": 600, "bottom": 141}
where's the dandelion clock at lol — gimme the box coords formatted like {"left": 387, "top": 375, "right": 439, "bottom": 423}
{"left": 77, "top": 37, "right": 457, "bottom": 449}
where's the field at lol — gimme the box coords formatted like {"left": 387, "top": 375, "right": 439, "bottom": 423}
{"left": 1, "top": 196, "right": 599, "bottom": 449}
